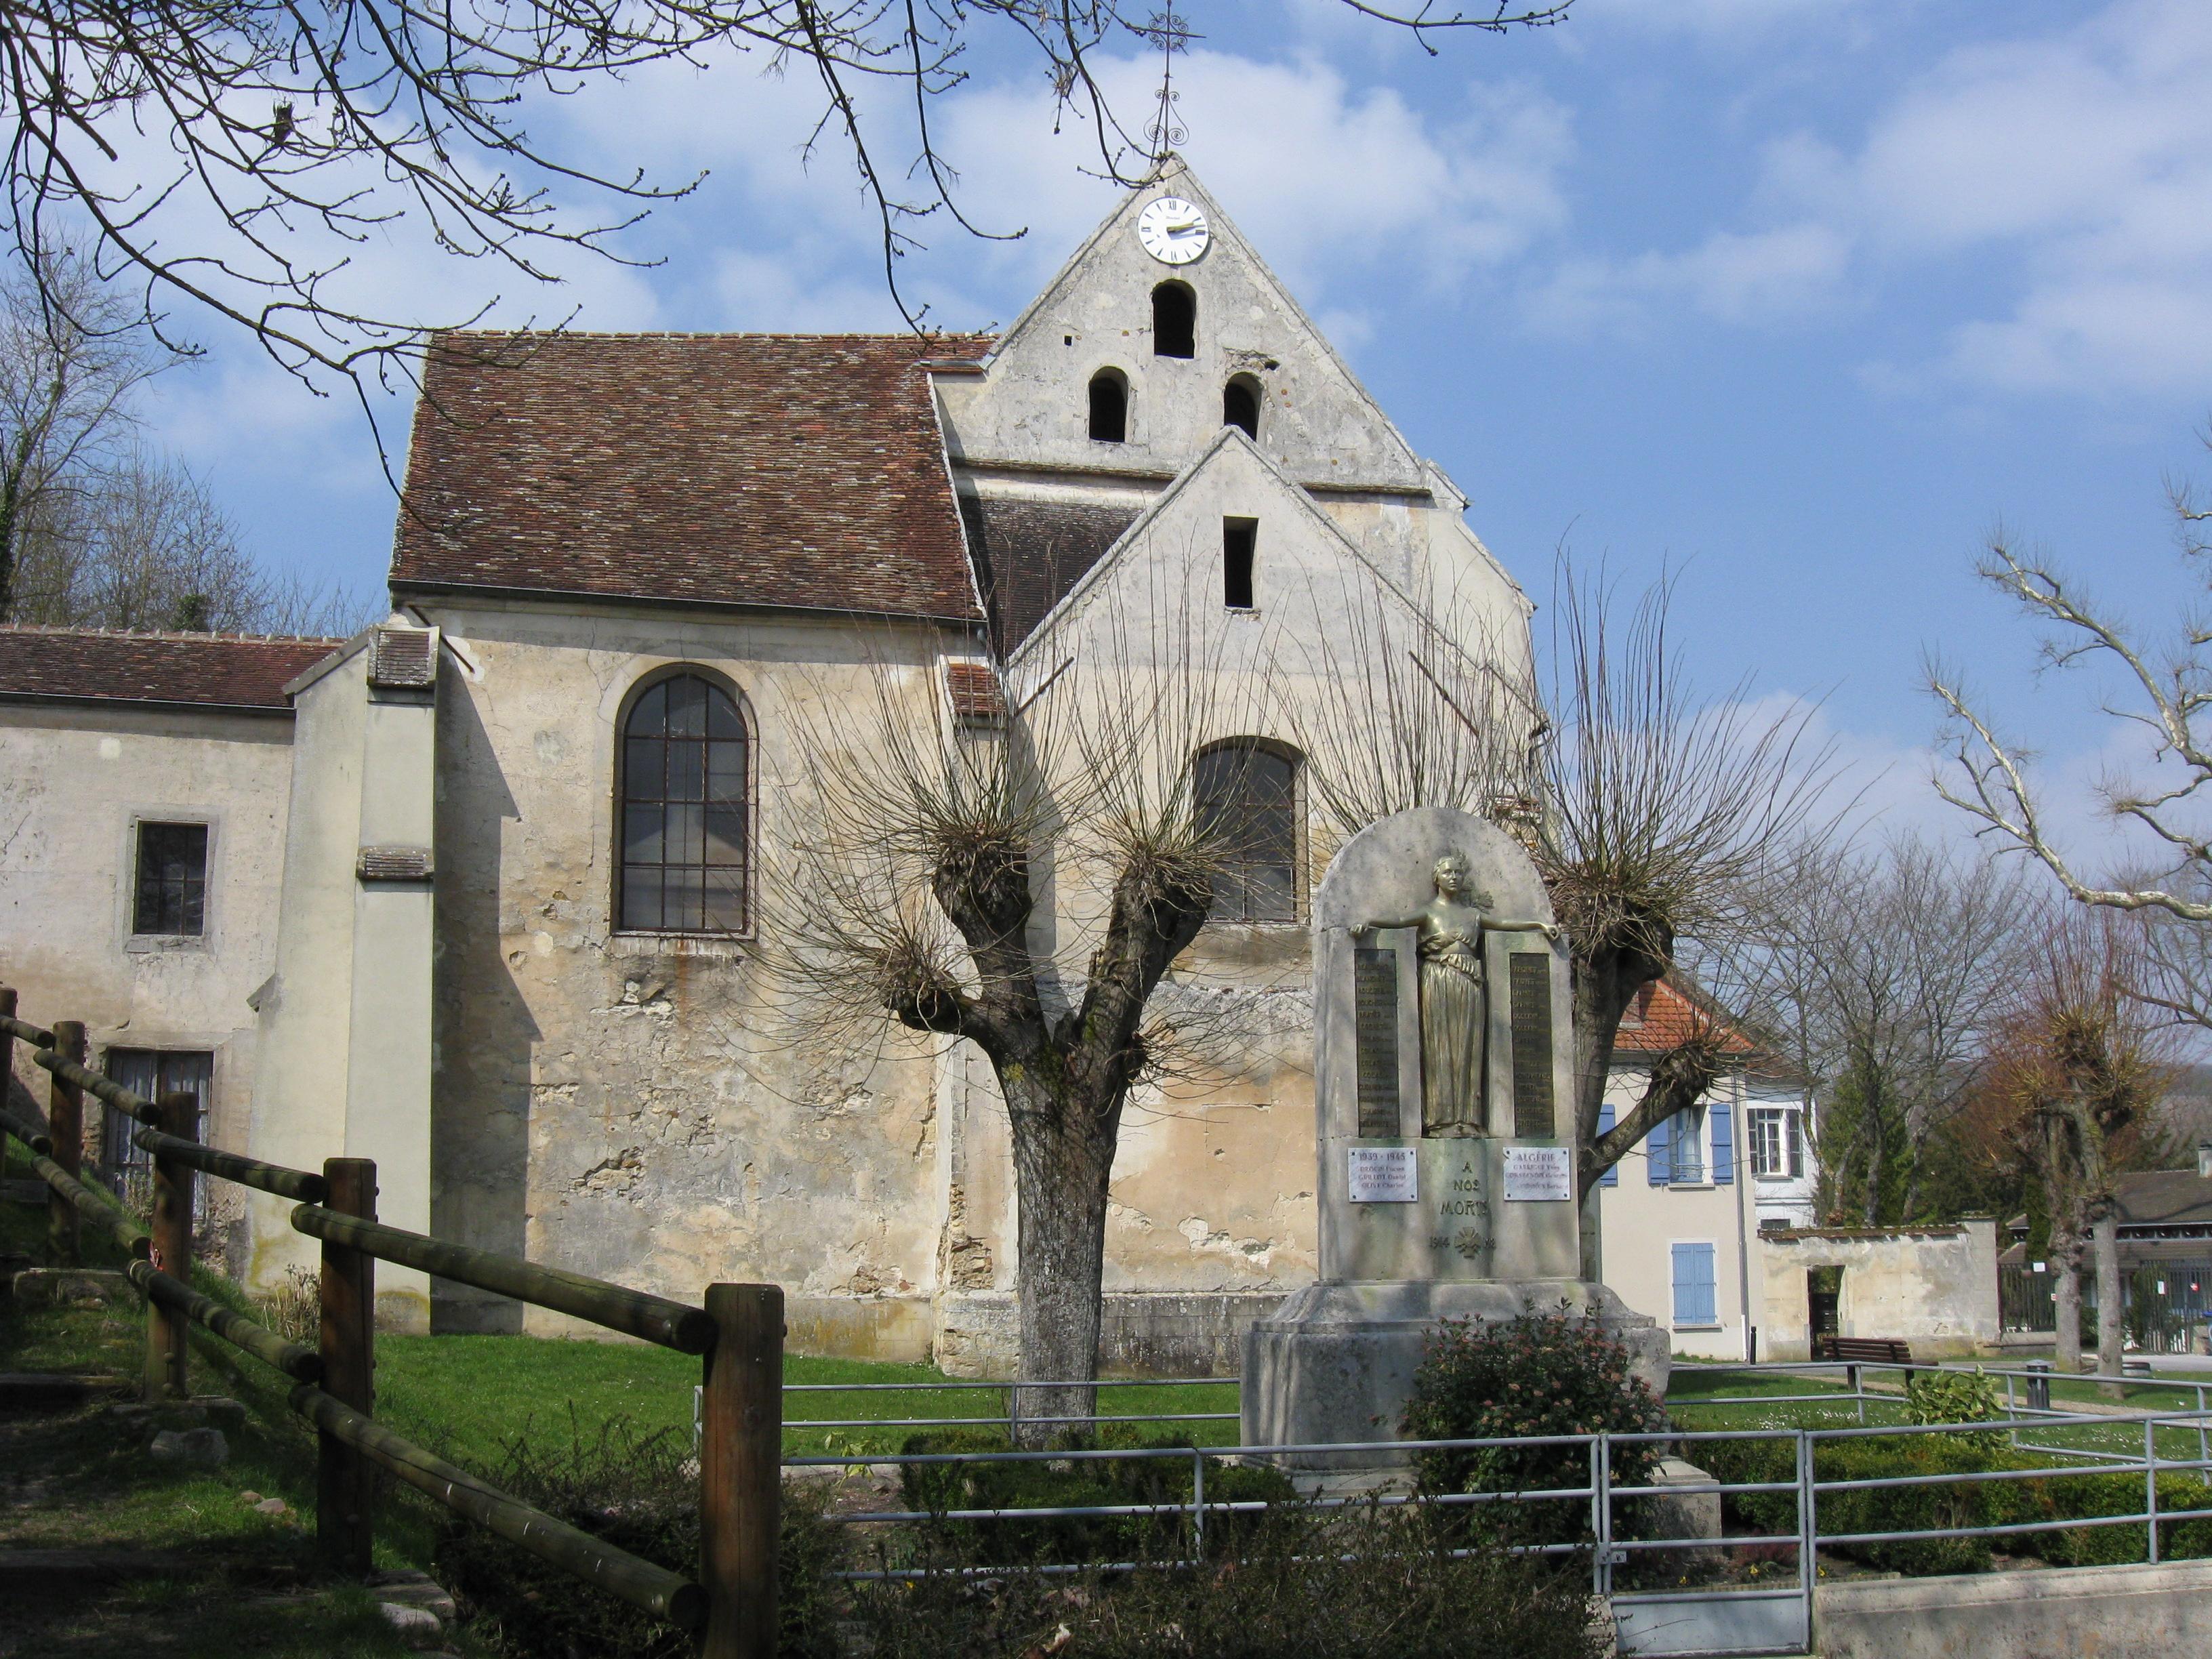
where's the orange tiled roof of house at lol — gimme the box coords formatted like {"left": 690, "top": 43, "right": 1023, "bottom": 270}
{"left": 1611, "top": 977, "right": 1759, "bottom": 1058}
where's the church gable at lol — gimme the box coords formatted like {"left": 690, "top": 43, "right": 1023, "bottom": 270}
{"left": 1008, "top": 427, "right": 1429, "bottom": 678}
{"left": 934, "top": 162, "right": 1427, "bottom": 494}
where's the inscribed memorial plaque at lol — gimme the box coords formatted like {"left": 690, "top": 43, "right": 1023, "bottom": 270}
{"left": 1502, "top": 1145, "right": 1572, "bottom": 1202}
{"left": 1353, "top": 946, "right": 1402, "bottom": 1139}
{"left": 1348, "top": 1145, "right": 1418, "bottom": 1203}
{"left": 1509, "top": 952, "right": 1555, "bottom": 1139}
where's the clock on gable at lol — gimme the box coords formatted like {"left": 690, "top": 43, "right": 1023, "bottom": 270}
{"left": 1137, "top": 197, "right": 1210, "bottom": 266}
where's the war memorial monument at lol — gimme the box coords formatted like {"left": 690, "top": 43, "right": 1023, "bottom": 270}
{"left": 1242, "top": 806, "right": 1668, "bottom": 1466}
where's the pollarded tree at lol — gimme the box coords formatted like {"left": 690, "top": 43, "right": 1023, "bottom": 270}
{"left": 764, "top": 587, "right": 1280, "bottom": 1438}
{"left": 1971, "top": 904, "right": 2174, "bottom": 1381}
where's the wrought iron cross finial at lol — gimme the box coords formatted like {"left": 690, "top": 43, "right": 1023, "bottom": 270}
{"left": 1139, "top": 8, "right": 1201, "bottom": 165}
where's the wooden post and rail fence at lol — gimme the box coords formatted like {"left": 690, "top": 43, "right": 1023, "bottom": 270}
{"left": 1, "top": 985, "right": 783, "bottom": 1658}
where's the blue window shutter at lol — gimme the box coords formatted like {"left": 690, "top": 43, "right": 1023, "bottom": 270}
{"left": 1672, "top": 1243, "right": 1717, "bottom": 1325}
{"left": 1598, "top": 1103, "right": 1618, "bottom": 1187}
{"left": 1711, "top": 1099, "right": 1733, "bottom": 1185}
{"left": 1647, "top": 1113, "right": 1671, "bottom": 1185}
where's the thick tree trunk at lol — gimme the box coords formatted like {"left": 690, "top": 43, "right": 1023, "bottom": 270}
{"left": 2091, "top": 1205, "right": 2125, "bottom": 1399}
{"left": 2051, "top": 1214, "right": 2085, "bottom": 1374}
{"left": 1567, "top": 933, "right": 1672, "bottom": 1278}
{"left": 1001, "top": 1069, "right": 1121, "bottom": 1446}
{"left": 1859, "top": 1109, "right": 1885, "bottom": 1227}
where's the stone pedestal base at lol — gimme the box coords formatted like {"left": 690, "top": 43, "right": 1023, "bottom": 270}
{"left": 1240, "top": 1278, "right": 1668, "bottom": 1470}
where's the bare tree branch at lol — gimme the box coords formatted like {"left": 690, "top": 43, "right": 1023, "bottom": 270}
{"left": 0, "top": 0, "right": 1574, "bottom": 468}
{"left": 1931, "top": 433, "right": 2212, "bottom": 942}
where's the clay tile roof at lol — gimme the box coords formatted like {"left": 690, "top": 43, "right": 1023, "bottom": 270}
{"left": 958, "top": 495, "right": 1141, "bottom": 653}
{"left": 390, "top": 331, "right": 994, "bottom": 622}
{"left": 0, "top": 626, "right": 341, "bottom": 711}
{"left": 1611, "top": 977, "right": 1758, "bottom": 1059}
{"left": 943, "top": 659, "right": 1005, "bottom": 722}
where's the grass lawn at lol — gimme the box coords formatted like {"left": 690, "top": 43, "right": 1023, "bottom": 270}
{"left": 375, "top": 1334, "right": 1241, "bottom": 1462}
{"left": 1666, "top": 1361, "right": 2212, "bottom": 1464}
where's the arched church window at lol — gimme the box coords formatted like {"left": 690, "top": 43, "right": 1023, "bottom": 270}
{"left": 619, "top": 672, "right": 749, "bottom": 934}
{"left": 1088, "top": 369, "right": 1128, "bottom": 443}
{"left": 1223, "top": 375, "right": 1261, "bottom": 438}
{"left": 1152, "top": 281, "right": 1196, "bottom": 359}
{"left": 1193, "top": 740, "right": 1300, "bottom": 922}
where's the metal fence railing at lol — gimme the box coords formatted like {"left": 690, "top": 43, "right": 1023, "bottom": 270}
{"left": 781, "top": 1402, "right": 2212, "bottom": 1658}
{"left": 2000, "top": 1262, "right": 2212, "bottom": 1352}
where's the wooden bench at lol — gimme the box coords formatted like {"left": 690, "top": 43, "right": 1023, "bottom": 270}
{"left": 1815, "top": 1336, "right": 1914, "bottom": 1364}
{"left": 1814, "top": 1335, "right": 1919, "bottom": 1388}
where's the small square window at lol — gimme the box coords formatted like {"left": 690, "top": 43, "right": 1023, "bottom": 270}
{"left": 134, "top": 822, "right": 208, "bottom": 937}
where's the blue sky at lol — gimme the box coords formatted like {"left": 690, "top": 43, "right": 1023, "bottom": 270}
{"left": 142, "top": 0, "right": 2212, "bottom": 872}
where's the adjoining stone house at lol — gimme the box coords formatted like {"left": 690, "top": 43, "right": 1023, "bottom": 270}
{"left": 0, "top": 628, "right": 337, "bottom": 1240}
{"left": 1592, "top": 978, "right": 1820, "bottom": 1361}
{"left": 2, "top": 159, "right": 1547, "bottom": 1367}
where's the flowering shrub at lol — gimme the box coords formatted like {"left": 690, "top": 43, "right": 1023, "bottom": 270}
{"left": 1401, "top": 1300, "right": 1670, "bottom": 1546}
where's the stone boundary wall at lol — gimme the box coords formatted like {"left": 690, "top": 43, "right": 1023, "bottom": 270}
{"left": 1815, "top": 1557, "right": 2212, "bottom": 1658}
{"left": 1758, "top": 1218, "right": 1999, "bottom": 1360}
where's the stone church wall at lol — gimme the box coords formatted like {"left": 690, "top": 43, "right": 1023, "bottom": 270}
{"left": 415, "top": 600, "right": 958, "bottom": 1350}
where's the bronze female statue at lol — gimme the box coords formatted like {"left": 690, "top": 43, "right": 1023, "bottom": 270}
{"left": 1360, "top": 853, "right": 1557, "bottom": 1136}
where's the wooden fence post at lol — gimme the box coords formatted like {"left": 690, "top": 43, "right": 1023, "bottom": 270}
{"left": 145, "top": 1090, "right": 195, "bottom": 1399}
{"left": 47, "top": 1020, "right": 86, "bottom": 1269}
{"left": 317, "top": 1158, "right": 377, "bottom": 1576}
{"left": 699, "top": 1283, "right": 782, "bottom": 1659}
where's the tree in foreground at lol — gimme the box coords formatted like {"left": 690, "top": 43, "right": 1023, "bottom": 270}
{"left": 763, "top": 591, "right": 1265, "bottom": 1437}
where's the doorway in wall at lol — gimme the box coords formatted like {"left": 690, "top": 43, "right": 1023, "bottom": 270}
{"left": 1808, "top": 1265, "right": 1843, "bottom": 1353}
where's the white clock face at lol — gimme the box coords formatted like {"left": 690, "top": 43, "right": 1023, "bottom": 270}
{"left": 1137, "top": 197, "right": 1210, "bottom": 266}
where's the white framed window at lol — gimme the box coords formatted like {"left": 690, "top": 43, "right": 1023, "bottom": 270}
{"left": 1669, "top": 1105, "right": 1706, "bottom": 1184}
{"left": 1671, "top": 1241, "right": 1719, "bottom": 1328}
{"left": 1748, "top": 1106, "right": 1805, "bottom": 1179}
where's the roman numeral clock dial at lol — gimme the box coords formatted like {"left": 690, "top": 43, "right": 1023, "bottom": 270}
{"left": 1137, "top": 197, "right": 1210, "bottom": 266}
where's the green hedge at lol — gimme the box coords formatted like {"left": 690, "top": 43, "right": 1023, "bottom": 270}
{"left": 897, "top": 1427, "right": 1295, "bottom": 1564}
{"left": 1699, "top": 1433, "right": 2212, "bottom": 1577}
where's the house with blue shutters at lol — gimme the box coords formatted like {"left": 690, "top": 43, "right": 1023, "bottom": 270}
{"left": 1592, "top": 979, "right": 1819, "bottom": 1361}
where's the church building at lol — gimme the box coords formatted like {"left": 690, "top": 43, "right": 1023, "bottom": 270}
{"left": 3, "top": 161, "right": 1561, "bottom": 1370}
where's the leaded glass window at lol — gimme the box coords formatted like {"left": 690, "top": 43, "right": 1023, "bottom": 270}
{"left": 619, "top": 674, "right": 748, "bottom": 934}
{"left": 1193, "top": 742, "right": 1299, "bottom": 922}
{"left": 134, "top": 822, "right": 207, "bottom": 936}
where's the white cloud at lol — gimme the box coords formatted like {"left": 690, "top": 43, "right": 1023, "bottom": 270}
{"left": 555, "top": 43, "right": 1578, "bottom": 333}
{"left": 921, "top": 48, "right": 1574, "bottom": 325}
{"left": 1558, "top": 0, "right": 2212, "bottom": 396}
{"left": 1528, "top": 222, "right": 1850, "bottom": 335}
